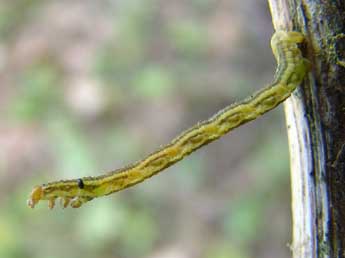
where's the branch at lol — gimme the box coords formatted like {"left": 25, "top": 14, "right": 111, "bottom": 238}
{"left": 268, "top": 0, "right": 345, "bottom": 257}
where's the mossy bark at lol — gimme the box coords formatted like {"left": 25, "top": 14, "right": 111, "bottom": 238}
{"left": 268, "top": 1, "right": 345, "bottom": 257}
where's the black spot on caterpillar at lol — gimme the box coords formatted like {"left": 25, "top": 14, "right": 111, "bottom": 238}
{"left": 77, "top": 179, "right": 84, "bottom": 189}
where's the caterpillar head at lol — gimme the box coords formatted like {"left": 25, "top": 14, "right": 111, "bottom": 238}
{"left": 27, "top": 180, "right": 94, "bottom": 209}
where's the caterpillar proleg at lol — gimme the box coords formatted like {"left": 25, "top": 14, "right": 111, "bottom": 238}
{"left": 28, "top": 31, "right": 310, "bottom": 209}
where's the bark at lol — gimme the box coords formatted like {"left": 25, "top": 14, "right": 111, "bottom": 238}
{"left": 268, "top": 1, "right": 345, "bottom": 258}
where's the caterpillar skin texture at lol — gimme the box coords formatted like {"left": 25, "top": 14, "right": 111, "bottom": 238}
{"left": 28, "top": 31, "right": 310, "bottom": 209}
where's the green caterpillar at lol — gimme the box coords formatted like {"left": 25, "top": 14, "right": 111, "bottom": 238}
{"left": 28, "top": 31, "right": 310, "bottom": 209}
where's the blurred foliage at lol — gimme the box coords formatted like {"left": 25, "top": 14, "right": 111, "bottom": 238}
{"left": 0, "top": 0, "right": 43, "bottom": 38}
{"left": 167, "top": 19, "right": 209, "bottom": 56}
{"left": 131, "top": 65, "right": 175, "bottom": 98}
{"left": 9, "top": 61, "right": 63, "bottom": 121}
{"left": 0, "top": 1, "right": 291, "bottom": 258}
{"left": 206, "top": 243, "right": 250, "bottom": 258}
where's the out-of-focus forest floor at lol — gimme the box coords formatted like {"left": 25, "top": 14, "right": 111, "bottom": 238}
{"left": 0, "top": 1, "right": 292, "bottom": 258}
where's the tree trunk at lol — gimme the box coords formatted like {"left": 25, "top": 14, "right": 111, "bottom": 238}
{"left": 268, "top": 1, "right": 345, "bottom": 257}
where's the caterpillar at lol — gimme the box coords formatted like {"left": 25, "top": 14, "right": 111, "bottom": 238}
{"left": 27, "top": 31, "right": 310, "bottom": 209}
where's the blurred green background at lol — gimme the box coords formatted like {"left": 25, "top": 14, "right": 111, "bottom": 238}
{"left": 0, "top": 0, "right": 292, "bottom": 258}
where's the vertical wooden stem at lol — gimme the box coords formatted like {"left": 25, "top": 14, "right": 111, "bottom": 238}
{"left": 268, "top": 0, "right": 345, "bottom": 257}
